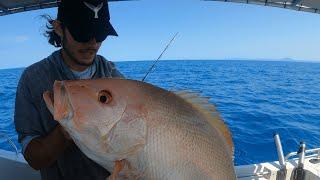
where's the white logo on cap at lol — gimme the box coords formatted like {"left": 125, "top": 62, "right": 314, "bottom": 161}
{"left": 84, "top": 2, "right": 103, "bottom": 19}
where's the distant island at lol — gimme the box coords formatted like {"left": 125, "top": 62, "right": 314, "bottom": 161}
{"left": 222, "top": 58, "right": 319, "bottom": 62}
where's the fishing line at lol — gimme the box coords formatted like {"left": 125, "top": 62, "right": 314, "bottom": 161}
{"left": 141, "top": 32, "right": 179, "bottom": 82}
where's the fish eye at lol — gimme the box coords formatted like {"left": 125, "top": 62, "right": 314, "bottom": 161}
{"left": 98, "top": 90, "right": 112, "bottom": 104}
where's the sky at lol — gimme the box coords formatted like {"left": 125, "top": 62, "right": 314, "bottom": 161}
{"left": 0, "top": 0, "right": 320, "bottom": 69}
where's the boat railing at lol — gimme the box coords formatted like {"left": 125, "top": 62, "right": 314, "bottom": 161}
{"left": 274, "top": 133, "right": 320, "bottom": 167}
{"left": 285, "top": 148, "right": 320, "bottom": 161}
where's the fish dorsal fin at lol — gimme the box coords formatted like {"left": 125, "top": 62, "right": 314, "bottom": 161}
{"left": 174, "top": 91, "right": 234, "bottom": 154}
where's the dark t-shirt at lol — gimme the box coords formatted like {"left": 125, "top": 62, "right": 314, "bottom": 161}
{"left": 14, "top": 50, "right": 124, "bottom": 180}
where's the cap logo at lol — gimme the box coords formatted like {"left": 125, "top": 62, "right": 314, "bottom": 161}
{"left": 83, "top": 2, "right": 103, "bottom": 19}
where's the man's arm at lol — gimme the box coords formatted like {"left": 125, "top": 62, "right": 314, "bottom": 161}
{"left": 24, "top": 125, "right": 73, "bottom": 170}
{"left": 110, "top": 61, "right": 125, "bottom": 78}
{"left": 14, "top": 70, "right": 73, "bottom": 170}
{"left": 99, "top": 56, "right": 125, "bottom": 78}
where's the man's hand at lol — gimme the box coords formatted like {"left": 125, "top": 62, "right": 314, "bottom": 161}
{"left": 24, "top": 124, "right": 74, "bottom": 170}
{"left": 57, "top": 124, "right": 72, "bottom": 141}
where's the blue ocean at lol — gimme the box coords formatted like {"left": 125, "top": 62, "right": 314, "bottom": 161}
{"left": 0, "top": 60, "right": 319, "bottom": 166}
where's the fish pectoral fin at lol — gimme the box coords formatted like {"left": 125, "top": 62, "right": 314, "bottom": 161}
{"left": 108, "top": 160, "right": 143, "bottom": 180}
{"left": 108, "top": 160, "right": 125, "bottom": 180}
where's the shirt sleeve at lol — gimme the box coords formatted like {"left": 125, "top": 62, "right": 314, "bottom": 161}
{"left": 14, "top": 69, "right": 42, "bottom": 155}
{"left": 109, "top": 61, "right": 125, "bottom": 78}
{"left": 21, "top": 135, "right": 40, "bottom": 155}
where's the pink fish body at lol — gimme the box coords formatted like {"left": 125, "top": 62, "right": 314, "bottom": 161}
{"left": 43, "top": 78, "right": 236, "bottom": 180}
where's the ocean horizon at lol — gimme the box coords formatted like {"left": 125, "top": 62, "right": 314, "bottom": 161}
{"left": 1, "top": 59, "right": 320, "bottom": 70}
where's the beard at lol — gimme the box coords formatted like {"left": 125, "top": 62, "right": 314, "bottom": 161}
{"left": 62, "top": 34, "right": 95, "bottom": 67}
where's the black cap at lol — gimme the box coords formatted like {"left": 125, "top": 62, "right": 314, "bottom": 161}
{"left": 58, "top": 0, "right": 118, "bottom": 43}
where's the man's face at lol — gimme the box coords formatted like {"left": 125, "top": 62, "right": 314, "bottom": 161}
{"left": 62, "top": 27, "right": 102, "bottom": 66}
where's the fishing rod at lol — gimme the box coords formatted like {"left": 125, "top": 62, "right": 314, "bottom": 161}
{"left": 141, "top": 32, "right": 179, "bottom": 82}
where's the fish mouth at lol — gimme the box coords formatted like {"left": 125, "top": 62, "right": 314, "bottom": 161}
{"left": 43, "top": 81, "right": 74, "bottom": 121}
{"left": 43, "top": 91, "right": 54, "bottom": 115}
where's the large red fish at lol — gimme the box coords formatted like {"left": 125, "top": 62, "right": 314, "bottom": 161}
{"left": 43, "top": 78, "right": 236, "bottom": 179}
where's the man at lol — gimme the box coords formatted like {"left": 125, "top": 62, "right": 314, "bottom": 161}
{"left": 14, "top": 0, "right": 123, "bottom": 179}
